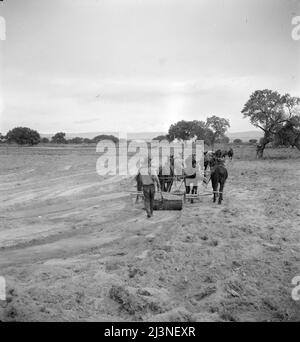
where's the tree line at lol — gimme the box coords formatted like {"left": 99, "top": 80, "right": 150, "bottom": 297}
{"left": 0, "top": 130, "right": 119, "bottom": 145}
{"left": 1, "top": 89, "right": 299, "bottom": 157}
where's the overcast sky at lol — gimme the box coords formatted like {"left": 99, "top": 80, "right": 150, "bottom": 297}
{"left": 0, "top": 0, "right": 299, "bottom": 134}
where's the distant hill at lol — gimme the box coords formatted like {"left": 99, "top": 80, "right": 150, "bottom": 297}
{"left": 41, "top": 132, "right": 166, "bottom": 140}
{"left": 41, "top": 130, "right": 263, "bottom": 142}
{"left": 227, "top": 131, "right": 263, "bottom": 142}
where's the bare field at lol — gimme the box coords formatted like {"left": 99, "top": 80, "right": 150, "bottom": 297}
{"left": 0, "top": 145, "right": 300, "bottom": 321}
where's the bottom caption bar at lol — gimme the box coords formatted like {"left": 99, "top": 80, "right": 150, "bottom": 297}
{"left": 101, "top": 324, "right": 198, "bottom": 339}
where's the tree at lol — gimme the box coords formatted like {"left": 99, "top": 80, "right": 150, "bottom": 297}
{"left": 6, "top": 127, "right": 41, "bottom": 145}
{"left": 242, "top": 89, "right": 300, "bottom": 157}
{"left": 41, "top": 137, "right": 50, "bottom": 143}
{"left": 233, "top": 139, "right": 243, "bottom": 144}
{"left": 68, "top": 137, "right": 84, "bottom": 144}
{"left": 277, "top": 95, "right": 300, "bottom": 148}
{"left": 93, "top": 134, "right": 119, "bottom": 144}
{"left": 51, "top": 132, "right": 67, "bottom": 144}
{"left": 189, "top": 120, "right": 215, "bottom": 145}
{"left": 168, "top": 120, "right": 215, "bottom": 145}
{"left": 0, "top": 133, "right": 6, "bottom": 143}
{"left": 275, "top": 122, "right": 300, "bottom": 148}
{"left": 249, "top": 139, "right": 258, "bottom": 144}
{"left": 205, "top": 116, "right": 230, "bottom": 148}
{"left": 168, "top": 120, "right": 195, "bottom": 141}
{"left": 201, "top": 128, "right": 215, "bottom": 146}
{"left": 282, "top": 93, "right": 300, "bottom": 120}
{"left": 216, "top": 135, "right": 230, "bottom": 144}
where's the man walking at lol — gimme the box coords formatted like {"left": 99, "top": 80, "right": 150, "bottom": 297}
{"left": 184, "top": 155, "right": 198, "bottom": 203}
{"left": 137, "top": 157, "right": 161, "bottom": 218}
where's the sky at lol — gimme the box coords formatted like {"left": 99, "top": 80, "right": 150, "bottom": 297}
{"left": 0, "top": 0, "right": 299, "bottom": 134}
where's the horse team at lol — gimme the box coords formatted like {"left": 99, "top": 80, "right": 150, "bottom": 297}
{"left": 136, "top": 147, "right": 233, "bottom": 205}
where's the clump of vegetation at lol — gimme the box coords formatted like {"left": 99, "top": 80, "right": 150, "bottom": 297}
{"left": 6, "top": 127, "right": 41, "bottom": 145}
{"left": 68, "top": 137, "right": 84, "bottom": 144}
{"left": 242, "top": 90, "right": 300, "bottom": 157}
{"left": 92, "top": 134, "right": 119, "bottom": 144}
{"left": 51, "top": 132, "right": 67, "bottom": 144}
{"left": 0, "top": 132, "right": 6, "bottom": 143}
{"left": 167, "top": 116, "right": 230, "bottom": 148}
{"left": 41, "top": 137, "right": 50, "bottom": 143}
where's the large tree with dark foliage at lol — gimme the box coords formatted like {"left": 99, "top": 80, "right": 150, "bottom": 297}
{"left": 168, "top": 120, "right": 196, "bottom": 142}
{"left": 51, "top": 132, "right": 67, "bottom": 144}
{"left": 242, "top": 90, "right": 300, "bottom": 157}
{"left": 6, "top": 127, "right": 41, "bottom": 145}
{"left": 275, "top": 121, "right": 300, "bottom": 149}
{"left": 205, "top": 116, "right": 230, "bottom": 148}
{"left": 216, "top": 135, "right": 230, "bottom": 144}
{"left": 168, "top": 119, "right": 228, "bottom": 146}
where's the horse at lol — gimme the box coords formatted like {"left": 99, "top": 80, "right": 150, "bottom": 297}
{"left": 221, "top": 150, "right": 228, "bottom": 158}
{"left": 209, "top": 157, "right": 228, "bottom": 204}
{"left": 214, "top": 149, "right": 222, "bottom": 158}
{"left": 227, "top": 148, "right": 233, "bottom": 160}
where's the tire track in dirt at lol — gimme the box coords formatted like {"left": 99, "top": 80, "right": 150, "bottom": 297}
{"left": 0, "top": 208, "right": 179, "bottom": 269}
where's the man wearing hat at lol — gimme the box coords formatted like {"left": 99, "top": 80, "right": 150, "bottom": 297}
{"left": 137, "top": 157, "right": 161, "bottom": 218}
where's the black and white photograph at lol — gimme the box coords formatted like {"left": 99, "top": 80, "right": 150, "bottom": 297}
{"left": 0, "top": 0, "right": 300, "bottom": 324}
